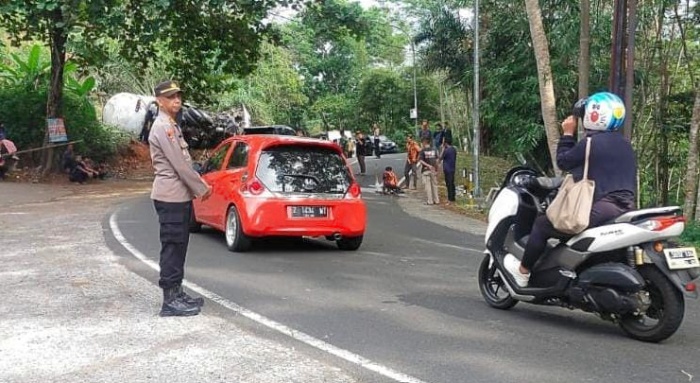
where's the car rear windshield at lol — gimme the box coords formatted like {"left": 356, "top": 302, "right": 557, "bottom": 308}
{"left": 257, "top": 145, "right": 352, "bottom": 194}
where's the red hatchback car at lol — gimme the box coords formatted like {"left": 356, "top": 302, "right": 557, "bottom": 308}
{"left": 190, "top": 135, "right": 367, "bottom": 252}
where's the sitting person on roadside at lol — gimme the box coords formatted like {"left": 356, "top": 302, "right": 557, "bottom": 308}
{"left": 382, "top": 166, "right": 403, "bottom": 195}
{"left": 62, "top": 144, "right": 76, "bottom": 174}
{"left": 0, "top": 134, "right": 19, "bottom": 180}
{"left": 69, "top": 155, "right": 98, "bottom": 184}
{"left": 84, "top": 156, "right": 108, "bottom": 180}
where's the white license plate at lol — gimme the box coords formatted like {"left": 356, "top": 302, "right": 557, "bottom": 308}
{"left": 288, "top": 206, "right": 328, "bottom": 218}
{"left": 663, "top": 247, "right": 700, "bottom": 270}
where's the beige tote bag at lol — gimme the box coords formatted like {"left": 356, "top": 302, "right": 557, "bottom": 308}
{"left": 546, "top": 137, "right": 595, "bottom": 234}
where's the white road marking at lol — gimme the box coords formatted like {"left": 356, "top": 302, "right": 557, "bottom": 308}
{"left": 411, "top": 237, "right": 483, "bottom": 253}
{"left": 109, "top": 211, "right": 431, "bottom": 383}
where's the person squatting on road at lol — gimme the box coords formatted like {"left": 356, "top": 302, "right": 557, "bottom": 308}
{"left": 440, "top": 137, "right": 457, "bottom": 204}
{"left": 419, "top": 137, "right": 440, "bottom": 205}
{"left": 149, "top": 80, "right": 212, "bottom": 317}
{"left": 382, "top": 166, "right": 403, "bottom": 195}
{"left": 403, "top": 135, "right": 421, "bottom": 190}
{"left": 504, "top": 92, "right": 637, "bottom": 287}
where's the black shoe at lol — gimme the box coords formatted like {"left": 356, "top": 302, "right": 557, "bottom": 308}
{"left": 160, "top": 287, "right": 201, "bottom": 317}
{"left": 176, "top": 285, "right": 204, "bottom": 308}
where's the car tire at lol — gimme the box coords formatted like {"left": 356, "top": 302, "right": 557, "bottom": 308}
{"left": 225, "top": 205, "right": 251, "bottom": 252}
{"left": 188, "top": 208, "right": 202, "bottom": 233}
{"left": 336, "top": 235, "right": 363, "bottom": 251}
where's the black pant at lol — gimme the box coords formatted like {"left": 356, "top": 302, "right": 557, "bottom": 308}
{"left": 444, "top": 170, "right": 456, "bottom": 201}
{"left": 153, "top": 200, "right": 192, "bottom": 290}
{"left": 357, "top": 154, "right": 366, "bottom": 174}
{"left": 403, "top": 161, "right": 417, "bottom": 188}
{"left": 521, "top": 195, "right": 634, "bottom": 269}
{"left": 374, "top": 139, "right": 381, "bottom": 158}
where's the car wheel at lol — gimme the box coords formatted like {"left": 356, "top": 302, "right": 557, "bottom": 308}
{"left": 225, "top": 205, "right": 251, "bottom": 252}
{"left": 188, "top": 207, "right": 202, "bottom": 233}
{"left": 336, "top": 235, "right": 363, "bottom": 251}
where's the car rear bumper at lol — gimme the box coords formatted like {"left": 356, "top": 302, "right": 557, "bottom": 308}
{"left": 241, "top": 199, "right": 366, "bottom": 238}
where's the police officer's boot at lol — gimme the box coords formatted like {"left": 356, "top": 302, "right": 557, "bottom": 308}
{"left": 176, "top": 285, "right": 204, "bottom": 308}
{"left": 160, "top": 287, "right": 200, "bottom": 317}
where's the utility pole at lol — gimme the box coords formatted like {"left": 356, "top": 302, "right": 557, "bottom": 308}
{"left": 610, "top": 0, "right": 636, "bottom": 140}
{"left": 412, "top": 40, "right": 419, "bottom": 138}
{"left": 473, "top": 0, "right": 481, "bottom": 198}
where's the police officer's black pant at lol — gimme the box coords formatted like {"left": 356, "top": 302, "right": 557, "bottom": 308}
{"left": 153, "top": 200, "right": 192, "bottom": 290}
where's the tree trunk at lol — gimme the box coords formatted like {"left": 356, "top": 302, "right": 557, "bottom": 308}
{"left": 42, "top": 9, "right": 67, "bottom": 177}
{"left": 577, "top": 0, "right": 590, "bottom": 139}
{"left": 524, "top": 0, "right": 560, "bottom": 174}
{"left": 687, "top": 90, "right": 700, "bottom": 219}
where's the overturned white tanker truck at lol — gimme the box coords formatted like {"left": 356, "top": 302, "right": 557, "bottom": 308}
{"left": 102, "top": 92, "right": 251, "bottom": 149}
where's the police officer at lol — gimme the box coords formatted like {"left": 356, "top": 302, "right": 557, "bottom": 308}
{"left": 149, "top": 80, "right": 212, "bottom": 317}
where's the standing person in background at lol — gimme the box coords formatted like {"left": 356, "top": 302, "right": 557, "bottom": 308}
{"left": 440, "top": 137, "right": 457, "bottom": 205}
{"left": 139, "top": 100, "right": 159, "bottom": 143}
{"left": 403, "top": 135, "right": 421, "bottom": 190}
{"left": 354, "top": 130, "right": 367, "bottom": 175}
{"left": 433, "top": 123, "right": 444, "bottom": 151}
{"left": 419, "top": 119, "right": 432, "bottom": 145}
{"left": 418, "top": 137, "right": 440, "bottom": 205}
{"left": 373, "top": 123, "right": 381, "bottom": 159}
{"left": 149, "top": 80, "right": 212, "bottom": 317}
{"left": 443, "top": 121, "right": 453, "bottom": 148}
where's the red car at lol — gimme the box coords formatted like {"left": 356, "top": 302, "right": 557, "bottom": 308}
{"left": 190, "top": 135, "right": 367, "bottom": 252}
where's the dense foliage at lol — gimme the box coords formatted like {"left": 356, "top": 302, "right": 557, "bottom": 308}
{"left": 0, "top": 87, "right": 129, "bottom": 162}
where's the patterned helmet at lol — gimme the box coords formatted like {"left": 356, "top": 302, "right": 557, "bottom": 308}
{"left": 581, "top": 92, "right": 626, "bottom": 131}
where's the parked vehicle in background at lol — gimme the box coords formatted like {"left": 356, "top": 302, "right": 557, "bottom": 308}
{"left": 190, "top": 135, "right": 367, "bottom": 252}
{"left": 377, "top": 135, "right": 398, "bottom": 154}
{"left": 243, "top": 125, "right": 296, "bottom": 136}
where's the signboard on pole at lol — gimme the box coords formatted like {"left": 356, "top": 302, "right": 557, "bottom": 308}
{"left": 410, "top": 108, "right": 417, "bottom": 119}
{"left": 47, "top": 118, "right": 68, "bottom": 143}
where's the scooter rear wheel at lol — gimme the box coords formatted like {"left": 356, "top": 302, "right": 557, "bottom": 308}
{"left": 619, "top": 266, "right": 685, "bottom": 343}
{"left": 478, "top": 254, "right": 518, "bottom": 310}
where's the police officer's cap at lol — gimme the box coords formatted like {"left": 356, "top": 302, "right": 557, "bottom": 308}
{"left": 154, "top": 80, "right": 183, "bottom": 97}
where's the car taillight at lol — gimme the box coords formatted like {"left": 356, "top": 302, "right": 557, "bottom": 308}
{"left": 248, "top": 179, "right": 265, "bottom": 195}
{"left": 346, "top": 183, "right": 361, "bottom": 199}
{"left": 638, "top": 216, "right": 686, "bottom": 231}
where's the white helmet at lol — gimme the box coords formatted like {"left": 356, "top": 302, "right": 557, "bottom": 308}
{"left": 579, "top": 92, "right": 626, "bottom": 132}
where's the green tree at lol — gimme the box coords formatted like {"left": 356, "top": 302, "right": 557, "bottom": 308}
{"left": 218, "top": 41, "right": 308, "bottom": 127}
{"left": 0, "top": 0, "right": 299, "bottom": 172}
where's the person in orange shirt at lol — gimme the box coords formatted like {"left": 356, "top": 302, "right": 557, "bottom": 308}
{"left": 382, "top": 166, "right": 403, "bottom": 195}
{"left": 402, "top": 134, "right": 421, "bottom": 189}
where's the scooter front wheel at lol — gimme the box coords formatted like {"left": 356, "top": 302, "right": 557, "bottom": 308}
{"left": 478, "top": 254, "right": 518, "bottom": 310}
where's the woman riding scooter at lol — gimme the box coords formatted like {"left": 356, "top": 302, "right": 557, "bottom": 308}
{"left": 504, "top": 92, "right": 637, "bottom": 287}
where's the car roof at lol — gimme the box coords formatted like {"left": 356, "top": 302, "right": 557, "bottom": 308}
{"left": 217, "top": 134, "right": 342, "bottom": 153}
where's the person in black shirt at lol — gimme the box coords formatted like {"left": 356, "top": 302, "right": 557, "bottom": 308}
{"left": 504, "top": 92, "right": 637, "bottom": 287}
{"left": 139, "top": 101, "right": 159, "bottom": 144}
{"left": 354, "top": 131, "right": 367, "bottom": 175}
{"left": 62, "top": 144, "right": 76, "bottom": 174}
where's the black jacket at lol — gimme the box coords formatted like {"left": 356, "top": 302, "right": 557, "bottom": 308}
{"left": 556, "top": 131, "right": 637, "bottom": 203}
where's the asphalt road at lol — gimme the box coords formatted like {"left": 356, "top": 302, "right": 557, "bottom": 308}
{"left": 109, "top": 153, "right": 700, "bottom": 383}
